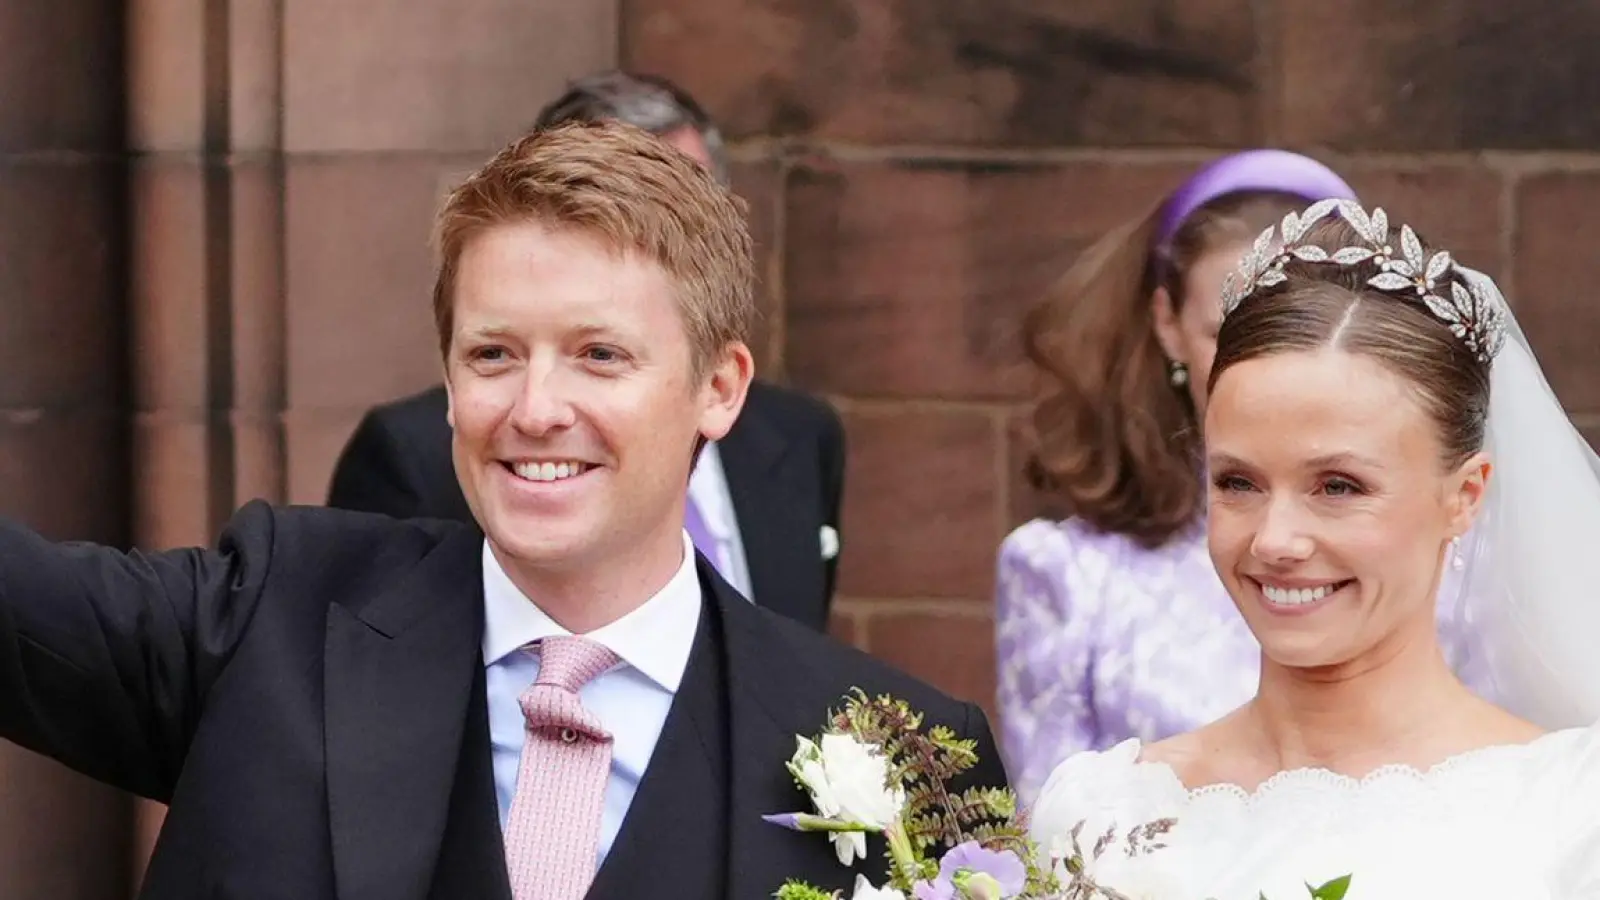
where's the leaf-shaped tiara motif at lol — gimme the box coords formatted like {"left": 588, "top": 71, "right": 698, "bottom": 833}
{"left": 1219, "top": 199, "right": 1508, "bottom": 362}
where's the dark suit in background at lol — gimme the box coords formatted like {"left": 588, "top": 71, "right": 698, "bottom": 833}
{"left": 0, "top": 504, "right": 1002, "bottom": 900}
{"left": 328, "top": 379, "right": 846, "bottom": 631}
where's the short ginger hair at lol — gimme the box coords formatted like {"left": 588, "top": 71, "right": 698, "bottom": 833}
{"left": 430, "top": 119, "right": 754, "bottom": 378}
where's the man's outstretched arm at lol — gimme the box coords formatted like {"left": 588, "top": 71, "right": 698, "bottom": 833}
{"left": 0, "top": 500, "right": 276, "bottom": 801}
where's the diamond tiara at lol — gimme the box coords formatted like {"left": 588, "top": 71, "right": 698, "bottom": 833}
{"left": 1219, "top": 199, "right": 1508, "bottom": 362}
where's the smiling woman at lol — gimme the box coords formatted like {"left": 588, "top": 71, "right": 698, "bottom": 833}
{"left": 1024, "top": 200, "right": 1600, "bottom": 899}
{"left": 994, "top": 150, "right": 1366, "bottom": 804}
{"left": 1198, "top": 207, "right": 1509, "bottom": 746}
{"left": 1205, "top": 347, "right": 1481, "bottom": 666}
{"left": 1201, "top": 211, "right": 1501, "bottom": 688}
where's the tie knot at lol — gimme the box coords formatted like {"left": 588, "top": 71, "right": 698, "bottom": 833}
{"left": 533, "top": 635, "right": 619, "bottom": 693}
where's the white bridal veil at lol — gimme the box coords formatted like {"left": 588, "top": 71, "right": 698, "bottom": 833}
{"left": 1451, "top": 265, "right": 1600, "bottom": 729}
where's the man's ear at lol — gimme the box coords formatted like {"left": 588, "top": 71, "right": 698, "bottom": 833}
{"left": 696, "top": 342, "right": 754, "bottom": 443}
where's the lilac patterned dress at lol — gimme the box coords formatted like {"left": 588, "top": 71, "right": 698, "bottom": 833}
{"left": 995, "top": 517, "right": 1488, "bottom": 804}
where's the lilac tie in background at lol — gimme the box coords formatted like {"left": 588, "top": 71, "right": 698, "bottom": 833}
{"left": 683, "top": 493, "right": 724, "bottom": 578}
{"left": 502, "top": 635, "right": 620, "bottom": 900}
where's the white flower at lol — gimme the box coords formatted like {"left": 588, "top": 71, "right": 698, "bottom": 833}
{"left": 790, "top": 738, "right": 836, "bottom": 812}
{"left": 816, "top": 733, "right": 905, "bottom": 826}
{"left": 833, "top": 830, "right": 869, "bottom": 867}
{"left": 849, "top": 875, "right": 906, "bottom": 900}
{"left": 787, "top": 733, "right": 906, "bottom": 865}
{"left": 1028, "top": 739, "right": 1183, "bottom": 852}
{"left": 1028, "top": 743, "right": 1195, "bottom": 900}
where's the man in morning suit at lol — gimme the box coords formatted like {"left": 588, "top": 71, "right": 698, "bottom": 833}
{"left": 327, "top": 70, "right": 844, "bottom": 632}
{"left": 0, "top": 121, "right": 1007, "bottom": 900}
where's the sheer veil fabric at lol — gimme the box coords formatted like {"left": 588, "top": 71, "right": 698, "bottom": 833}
{"left": 1449, "top": 265, "right": 1600, "bottom": 729}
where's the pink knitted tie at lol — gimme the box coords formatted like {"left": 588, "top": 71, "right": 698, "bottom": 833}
{"left": 502, "top": 635, "right": 620, "bottom": 900}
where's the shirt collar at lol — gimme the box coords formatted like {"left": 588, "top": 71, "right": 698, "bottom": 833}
{"left": 480, "top": 532, "right": 703, "bottom": 692}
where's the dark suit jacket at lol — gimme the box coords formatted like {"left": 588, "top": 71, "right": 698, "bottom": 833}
{"left": 327, "top": 380, "right": 846, "bottom": 631}
{"left": 0, "top": 504, "right": 1005, "bottom": 900}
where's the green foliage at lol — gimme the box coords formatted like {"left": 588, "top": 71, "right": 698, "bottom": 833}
{"left": 773, "top": 881, "right": 837, "bottom": 900}
{"left": 832, "top": 690, "right": 982, "bottom": 850}
{"left": 1309, "top": 875, "right": 1351, "bottom": 900}
{"left": 1248, "top": 874, "right": 1353, "bottom": 900}
{"left": 829, "top": 691, "right": 1061, "bottom": 894}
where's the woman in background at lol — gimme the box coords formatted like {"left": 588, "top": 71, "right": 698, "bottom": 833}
{"left": 995, "top": 150, "right": 1446, "bottom": 802}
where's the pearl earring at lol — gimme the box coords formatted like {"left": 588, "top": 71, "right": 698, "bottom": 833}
{"left": 1450, "top": 536, "right": 1465, "bottom": 570}
{"left": 1168, "top": 360, "right": 1189, "bottom": 388}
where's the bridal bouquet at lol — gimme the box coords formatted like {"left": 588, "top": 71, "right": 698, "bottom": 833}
{"left": 763, "top": 690, "right": 1351, "bottom": 900}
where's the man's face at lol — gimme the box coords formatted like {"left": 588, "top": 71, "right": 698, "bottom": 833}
{"left": 444, "top": 220, "right": 748, "bottom": 578}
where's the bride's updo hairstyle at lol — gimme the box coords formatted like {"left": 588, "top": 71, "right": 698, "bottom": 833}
{"left": 1207, "top": 214, "right": 1492, "bottom": 469}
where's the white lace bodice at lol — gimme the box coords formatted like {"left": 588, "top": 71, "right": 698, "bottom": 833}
{"left": 1027, "top": 725, "right": 1600, "bottom": 899}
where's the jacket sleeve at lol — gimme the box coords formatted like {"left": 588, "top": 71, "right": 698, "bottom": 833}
{"left": 0, "top": 500, "right": 278, "bottom": 801}
{"left": 995, "top": 526, "right": 1101, "bottom": 805}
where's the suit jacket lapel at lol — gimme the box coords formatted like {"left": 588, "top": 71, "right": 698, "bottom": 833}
{"left": 324, "top": 526, "right": 486, "bottom": 900}
{"left": 716, "top": 576, "right": 860, "bottom": 898}
{"left": 427, "top": 662, "right": 513, "bottom": 900}
{"left": 586, "top": 576, "right": 730, "bottom": 900}
{"left": 717, "top": 401, "right": 826, "bottom": 626}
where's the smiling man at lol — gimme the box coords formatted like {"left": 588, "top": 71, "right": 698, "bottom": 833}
{"left": 0, "top": 121, "right": 1007, "bottom": 900}
{"left": 443, "top": 216, "right": 728, "bottom": 629}
{"left": 328, "top": 70, "right": 846, "bottom": 635}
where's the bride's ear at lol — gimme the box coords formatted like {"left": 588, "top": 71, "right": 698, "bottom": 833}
{"left": 1447, "top": 451, "right": 1492, "bottom": 536}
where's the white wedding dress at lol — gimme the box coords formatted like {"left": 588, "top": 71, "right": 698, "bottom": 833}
{"left": 1027, "top": 725, "right": 1600, "bottom": 899}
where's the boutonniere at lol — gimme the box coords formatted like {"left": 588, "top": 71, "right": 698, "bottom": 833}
{"left": 763, "top": 689, "right": 1045, "bottom": 899}
{"left": 763, "top": 690, "right": 1354, "bottom": 900}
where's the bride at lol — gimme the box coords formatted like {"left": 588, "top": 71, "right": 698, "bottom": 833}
{"left": 1026, "top": 200, "right": 1600, "bottom": 898}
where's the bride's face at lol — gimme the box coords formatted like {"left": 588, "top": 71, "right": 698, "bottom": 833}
{"left": 1203, "top": 347, "right": 1488, "bottom": 672}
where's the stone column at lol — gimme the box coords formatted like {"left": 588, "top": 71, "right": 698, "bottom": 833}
{"left": 0, "top": 2, "right": 134, "bottom": 897}
{"left": 277, "top": 1, "right": 618, "bottom": 498}
{"left": 125, "top": 0, "right": 290, "bottom": 885}
{"left": 123, "top": 0, "right": 619, "bottom": 890}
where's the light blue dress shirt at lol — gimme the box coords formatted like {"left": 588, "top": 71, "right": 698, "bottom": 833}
{"left": 480, "top": 532, "right": 703, "bottom": 867}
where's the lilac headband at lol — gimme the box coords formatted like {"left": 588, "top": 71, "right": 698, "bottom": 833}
{"left": 1153, "top": 149, "right": 1358, "bottom": 260}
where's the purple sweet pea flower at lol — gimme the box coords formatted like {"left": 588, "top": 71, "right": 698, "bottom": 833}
{"left": 912, "top": 842, "right": 1027, "bottom": 900}
{"left": 762, "top": 813, "right": 809, "bottom": 831}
